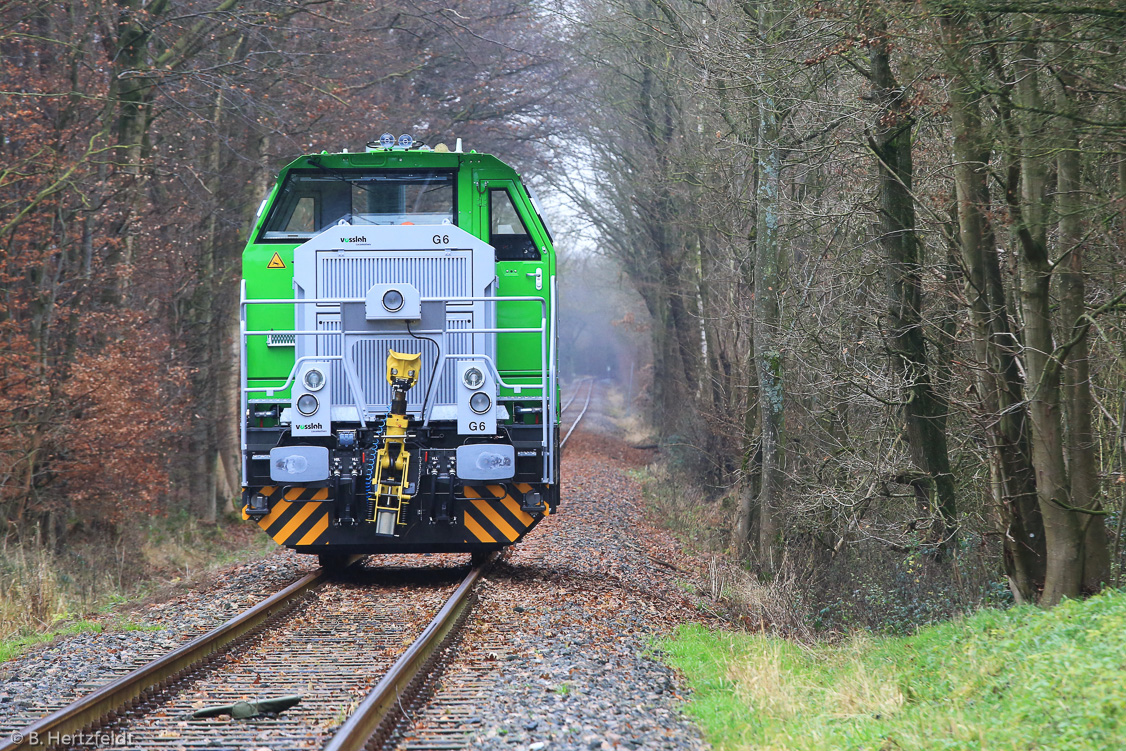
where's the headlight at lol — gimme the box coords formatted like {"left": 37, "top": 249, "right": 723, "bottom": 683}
{"left": 469, "top": 392, "right": 492, "bottom": 414}
{"left": 303, "top": 368, "right": 325, "bottom": 392}
{"left": 297, "top": 394, "right": 319, "bottom": 415}
{"left": 382, "top": 289, "right": 404, "bottom": 312}
{"left": 462, "top": 366, "right": 485, "bottom": 390}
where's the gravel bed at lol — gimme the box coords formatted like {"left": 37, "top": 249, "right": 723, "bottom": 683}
{"left": 112, "top": 564, "right": 464, "bottom": 750}
{"left": 400, "top": 426, "right": 718, "bottom": 751}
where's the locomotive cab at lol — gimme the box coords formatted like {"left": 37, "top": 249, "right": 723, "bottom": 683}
{"left": 238, "top": 137, "right": 559, "bottom": 558}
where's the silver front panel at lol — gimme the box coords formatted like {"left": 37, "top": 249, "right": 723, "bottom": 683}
{"left": 308, "top": 252, "right": 484, "bottom": 416}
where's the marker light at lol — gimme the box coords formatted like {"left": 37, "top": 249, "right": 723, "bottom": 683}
{"left": 462, "top": 366, "right": 485, "bottom": 390}
{"left": 379, "top": 133, "right": 395, "bottom": 148}
{"left": 382, "top": 289, "right": 404, "bottom": 312}
{"left": 303, "top": 368, "right": 325, "bottom": 392}
{"left": 398, "top": 134, "right": 413, "bottom": 148}
{"left": 297, "top": 394, "right": 319, "bottom": 415}
{"left": 469, "top": 392, "right": 492, "bottom": 414}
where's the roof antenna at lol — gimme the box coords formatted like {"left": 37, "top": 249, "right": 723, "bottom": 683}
{"left": 455, "top": 138, "right": 463, "bottom": 154}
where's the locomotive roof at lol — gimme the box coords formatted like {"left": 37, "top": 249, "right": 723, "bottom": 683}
{"left": 280, "top": 148, "right": 517, "bottom": 176}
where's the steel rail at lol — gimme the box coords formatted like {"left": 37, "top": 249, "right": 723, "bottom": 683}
{"left": 0, "top": 569, "right": 328, "bottom": 751}
{"left": 324, "top": 557, "right": 490, "bottom": 751}
{"left": 561, "top": 377, "right": 594, "bottom": 448}
{"left": 560, "top": 376, "right": 592, "bottom": 417}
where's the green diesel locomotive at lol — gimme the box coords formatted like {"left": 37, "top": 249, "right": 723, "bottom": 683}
{"left": 239, "top": 135, "right": 558, "bottom": 565}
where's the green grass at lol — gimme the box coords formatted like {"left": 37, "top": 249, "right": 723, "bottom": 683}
{"left": 0, "top": 617, "right": 163, "bottom": 663}
{"left": 0, "top": 620, "right": 103, "bottom": 663}
{"left": 661, "top": 589, "right": 1126, "bottom": 750}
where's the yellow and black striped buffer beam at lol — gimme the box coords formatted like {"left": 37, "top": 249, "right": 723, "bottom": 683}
{"left": 462, "top": 484, "right": 539, "bottom": 544}
{"left": 253, "top": 486, "right": 332, "bottom": 546}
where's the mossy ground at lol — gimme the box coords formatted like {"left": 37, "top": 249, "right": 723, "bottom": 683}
{"left": 661, "top": 589, "right": 1126, "bottom": 750}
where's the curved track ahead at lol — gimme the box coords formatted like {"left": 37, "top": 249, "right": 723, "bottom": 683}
{"left": 561, "top": 377, "right": 595, "bottom": 448}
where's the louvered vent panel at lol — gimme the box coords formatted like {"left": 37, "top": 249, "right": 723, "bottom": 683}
{"left": 313, "top": 252, "right": 477, "bottom": 413}
{"left": 319, "top": 255, "right": 470, "bottom": 300}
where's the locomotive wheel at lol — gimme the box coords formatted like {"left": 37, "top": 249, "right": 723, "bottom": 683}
{"left": 318, "top": 552, "right": 351, "bottom": 572}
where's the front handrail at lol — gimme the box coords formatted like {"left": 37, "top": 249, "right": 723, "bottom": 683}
{"left": 239, "top": 284, "right": 554, "bottom": 485}
{"left": 240, "top": 296, "right": 548, "bottom": 394}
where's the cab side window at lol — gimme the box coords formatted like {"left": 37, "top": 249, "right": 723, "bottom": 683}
{"left": 489, "top": 189, "right": 540, "bottom": 261}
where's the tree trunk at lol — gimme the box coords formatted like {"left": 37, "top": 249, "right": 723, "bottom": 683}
{"left": 698, "top": 230, "right": 727, "bottom": 421}
{"left": 1013, "top": 27, "right": 1082, "bottom": 605}
{"left": 940, "top": 14, "right": 1046, "bottom": 597}
{"left": 1055, "top": 48, "right": 1109, "bottom": 592}
{"left": 102, "top": 0, "right": 168, "bottom": 303}
{"left": 870, "top": 32, "right": 957, "bottom": 548}
{"left": 638, "top": 287, "right": 681, "bottom": 435}
{"left": 754, "top": 70, "right": 784, "bottom": 576}
{"left": 734, "top": 230, "right": 761, "bottom": 555}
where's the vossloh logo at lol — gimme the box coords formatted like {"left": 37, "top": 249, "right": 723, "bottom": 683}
{"left": 296, "top": 422, "right": 323, "bottom": 431}
{"left": 340, "top": 235, "right": 367, "bottom": 243}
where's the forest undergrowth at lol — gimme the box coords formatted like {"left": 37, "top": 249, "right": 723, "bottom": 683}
{"left": 0, "top": 510, "right": 275, "bottom": 654}
{"left": 637, "top": 449, "right": 1011, "bottom": 636}
{"left": 632, "top": 418, "right": 1124, "bottom": 746}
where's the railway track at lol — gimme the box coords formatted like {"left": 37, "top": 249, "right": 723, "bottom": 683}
{"left": 379, "top": 382, "right": 598, "bottom": 751}
{"left": 1, "top": 560, "right": 475, "bottom": 751}
{"left": 4, "top": 386, "right": 595, "bottom": 751}
{"left": 379, "top": 610, "right": 522, "bottom": 751}
{"left": 561, "top": 377, "right": 595, "bottom": 447}
{"left": 341, "top": 381, "right": 598, "bottom": 751}
{"left": 1, "top": 569, "right": 325, "bottom": 750}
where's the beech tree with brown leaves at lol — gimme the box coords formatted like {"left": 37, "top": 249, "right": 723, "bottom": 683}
{"left": 0, "top": 0, "right": 564, "bottom": 548}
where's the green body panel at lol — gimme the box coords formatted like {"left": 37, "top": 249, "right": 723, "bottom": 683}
{"left": 241, "top": 149, "right": 553, "bottom": 409}
{"left": 474, "top": 173, "right": 552, "bottom": 375}
{"left": 244, "top": 240, "right": 297, "bottom": 380}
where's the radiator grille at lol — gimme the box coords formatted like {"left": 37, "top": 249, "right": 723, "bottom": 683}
{"left": 319, "top": 254, "right": 470, "bottom": 299}
{"left": 310, "top": 251, "right": 479, "bottom": 414}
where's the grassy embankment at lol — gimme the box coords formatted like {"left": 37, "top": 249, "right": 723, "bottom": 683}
{"left": 662, "top": 588, "right": 1126, "bottom": 750}
{"left": 1, "top": 511, "right": 275, "bottom": 661}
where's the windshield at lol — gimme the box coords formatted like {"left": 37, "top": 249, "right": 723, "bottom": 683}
{"left": 260, "top": 169, "right": 455, "bottom": 240}
{"left": 523, "top": 182, "right": 555, "bottom": 244}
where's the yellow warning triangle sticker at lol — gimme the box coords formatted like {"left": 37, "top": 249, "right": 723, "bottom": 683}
{"left": 266, "top": 252, "right": 286, "bottom": 269}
